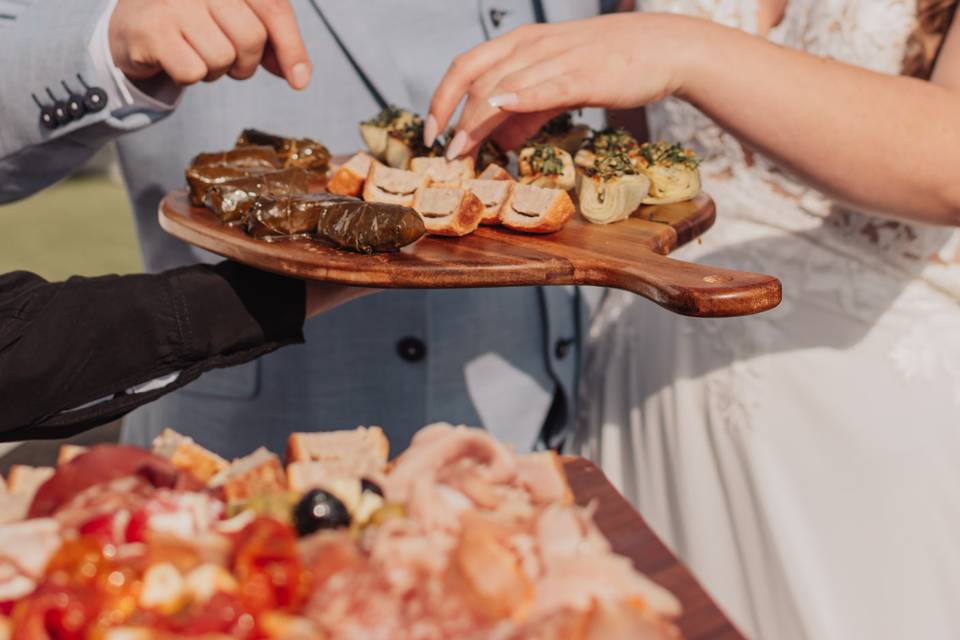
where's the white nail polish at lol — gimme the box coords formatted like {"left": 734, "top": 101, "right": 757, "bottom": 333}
{"left": 424, "top": 114, "right": 438, "bottom": 147}
{"left": 445, "top": 131, "right": 468, "bottom": 160}
{"left": 488, "top": 93, "right": 519, "bottom": 109}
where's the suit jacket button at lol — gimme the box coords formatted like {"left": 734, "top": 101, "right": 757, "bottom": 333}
{"left": 554, "top": 338, "right": 575, "bottom": 360}
{"left": 83, "top": 87, "right": 108, "bottom": 112}
{"left": 39, "top": 108, "right": 58, "bottom": 130}
{"left": 489, "top": 8, "right": 509, "bottom": 27}
{"left": 396, "top": 337, "right": 426, "bottom": 363}
{"left": 52, "top": 101, "right": 72, "bottom": 126}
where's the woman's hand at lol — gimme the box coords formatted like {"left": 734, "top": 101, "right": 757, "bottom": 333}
{"left": 109, "top": 0, "right": 312, "bottom": 89}
{"left": 427, "top": 13, "right": 693, "bottom": 158}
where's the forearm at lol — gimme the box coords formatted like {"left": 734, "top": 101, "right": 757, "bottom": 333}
{"left": 0, "top": 0, "right": 178, "bottom": 203}
{"left": 675, "top": 17, "right": 960, "bottom": 224}
{"left": 0, "top": 263, "right": 304, "bottom": 440}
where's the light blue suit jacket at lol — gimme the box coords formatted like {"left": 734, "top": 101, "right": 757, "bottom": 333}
{"left": 0, "top": 0, "right": 599, "bottom": 457}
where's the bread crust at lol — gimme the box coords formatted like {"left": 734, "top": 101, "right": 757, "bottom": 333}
{"left": 413, "top": 187, "right": 484, "bottom": 237}
{"left": 286, "top": 426, "right": 390, "bottom": 467}
{"left": 209, "top": 448, "right": 287, "bottom": 503}
{"left": 501, "top": 185, "right": 575, "bottom": 233}
{"left": 152, "top": 429, "right": 229, "bottom": 484}
{"left": 327, "top": 152, "right": 374, "bottom": 197}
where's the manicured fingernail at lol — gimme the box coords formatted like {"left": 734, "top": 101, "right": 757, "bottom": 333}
{"left": 488, "top": 93, "right": 518, "bottom": 109}
{"left": 445, "top": 130, "right": 468, "bottom": 160}
{"left": 290, "top": 62, "right": 312, "bottom": 90}
{"left": 424, "top": 114, "right": 438, "bottom": 147}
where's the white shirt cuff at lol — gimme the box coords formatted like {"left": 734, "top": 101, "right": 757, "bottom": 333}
{"left": 88, "top": 0, "right": 182, "bottom": 112}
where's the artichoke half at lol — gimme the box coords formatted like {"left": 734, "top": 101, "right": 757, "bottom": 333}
{"left": 576, "top": 172, "right": 651, "bottom": 225}
{"left": 637, "top": 141, "right": 702, "bottom": 205}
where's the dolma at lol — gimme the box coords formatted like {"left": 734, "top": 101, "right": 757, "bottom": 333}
{"left": 185, "top": 165, "right": 275, "bottom": 207}
{"left": 236, "top": 129, "right": 331, "bottom": 173}
{"left": 190, "top": 145, "right": 282, "bottom": 170}
{"left": 246, "top": 193, "right": 425, "bottom": 253}
{"left": 203, "top": 168, "right": 311, "bottom": 224}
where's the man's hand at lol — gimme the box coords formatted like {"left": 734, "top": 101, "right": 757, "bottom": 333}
{"left": 108, "top": 0, "right": 312, "bottom": 90}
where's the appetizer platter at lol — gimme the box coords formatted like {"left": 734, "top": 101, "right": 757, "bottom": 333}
{"left": 161, "top": 111, "right": 782, "bottom": 317}
{"left": 0, "top": 425, "right": 741, "bottom": 639}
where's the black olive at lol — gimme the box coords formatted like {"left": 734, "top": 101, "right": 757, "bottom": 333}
{"left": 360, "top": 478, "right": 384, "bottom": 497}
{"left": 292, "top": 489, "right": 351, "bottom": 537}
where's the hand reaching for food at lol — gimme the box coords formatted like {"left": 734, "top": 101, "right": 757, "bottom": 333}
{"left": 108, "top": 0, "right": 312, "bottom": 89}
{"left": 427, "top": 13, "right": 689, "bottom": 158}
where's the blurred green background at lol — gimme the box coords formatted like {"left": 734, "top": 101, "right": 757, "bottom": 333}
{"left": 0, "top": 149, "right": 141, "bottom": 280}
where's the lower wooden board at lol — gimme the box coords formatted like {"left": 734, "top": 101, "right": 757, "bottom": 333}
{"left": 564, "top": 457, "right": 745, "bottom": 639}
{"left": 159, "top": 190, "right": 781, "bottom": 318}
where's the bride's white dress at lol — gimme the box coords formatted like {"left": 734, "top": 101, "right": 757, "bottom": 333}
{"left": 575, "top": 2, "right": 960, "bottom": 639}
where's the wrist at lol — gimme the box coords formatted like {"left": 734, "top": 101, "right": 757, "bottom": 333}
{"left": 648, "top": 13, "right": 719, "bottom": 102}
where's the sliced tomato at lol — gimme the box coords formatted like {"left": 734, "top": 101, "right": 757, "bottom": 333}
{"left": 233, "top": 517, "right": 305, "bottom": 612}
{"left": 10, "top": 584, "right": 98, "bottom": 640}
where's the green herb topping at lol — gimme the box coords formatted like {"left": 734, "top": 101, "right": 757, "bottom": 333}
{"left": 638, "top": 141, "right": 701, "bottom": 169}
{"left": 583, "top": 127, "right": 640, "bottom": 156}
{"left": 584, "top": 150, "right": 640, "bottom": 180}
{"left": 525, "top": 144, "right": 567, "bottom": 176}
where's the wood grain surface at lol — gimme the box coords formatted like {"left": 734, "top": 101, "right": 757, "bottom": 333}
{"left": 564, "top": 457, "right": 745, "bottom": 640}
{"left": 159, "top": 189, "right": 781, "bottom": 317}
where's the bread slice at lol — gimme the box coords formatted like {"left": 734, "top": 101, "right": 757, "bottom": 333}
{"left": 286, "top": 426, "right": 389, "bottom": 467}
{"left": 152, "top": 429, "right": 229, "bottom": 484}
{"left": 412, "top": 186, "right": 484, "bottom": 237}
{"left": 207, "top": 448, "right": 287, "bottom": 503}
{"left": 478, "top": 164, "right": 515, "bottom": 182}
{"left": 327, "top": 152, "right": 375, "bottom": 197}
{"left": 362, "top": 163, "right": 430, "bottom": 207}
{"left": 6, "top": 466, "right": 54, "bottom": 497}
{"left": 501, "top": 184, "right": 575, "bottom": 234}
{"left": 56, "top": 445, "right": 89, "bottom": 466}
{"left": 410, "top": 156, "right": 475, "bottom": 185}
{"left": 286, "top": 461, "right": 371, "bottom": 496}
{"left": 462, "top": 179, "right": 515, "bottom": 225}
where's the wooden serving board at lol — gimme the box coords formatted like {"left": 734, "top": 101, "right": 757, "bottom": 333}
{"left": 564, "top": 457, "right": 745, "bottom": 639}
{"left": 159, "top": 189, "right": 781, "bottom": 317}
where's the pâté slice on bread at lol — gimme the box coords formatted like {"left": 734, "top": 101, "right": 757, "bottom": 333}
{"left": 412, "top": 186, "right": 484, "bottom": 236}
{"left": 410, "top": 156, "right": 476, "bottom": 185}
{"left": 501, "top": 184, "right": 575, "bottom": 233}
{"left": 462, "top": 179, "right": 515, "bottom": 225}
{"left": 363, "top": 163, "right": 431, "bottom": 207}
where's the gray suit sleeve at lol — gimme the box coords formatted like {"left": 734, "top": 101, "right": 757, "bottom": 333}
{"left": 0, "top": 0, "right": 176, "bottom": 203}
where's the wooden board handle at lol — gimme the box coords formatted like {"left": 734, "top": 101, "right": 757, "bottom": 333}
{"left": 584, "top": 253, "right": 782, "bottom": 317}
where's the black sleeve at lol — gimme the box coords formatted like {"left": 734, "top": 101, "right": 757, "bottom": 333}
{"left": 0, "top": 262, "right": 305, "bottom": 441}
